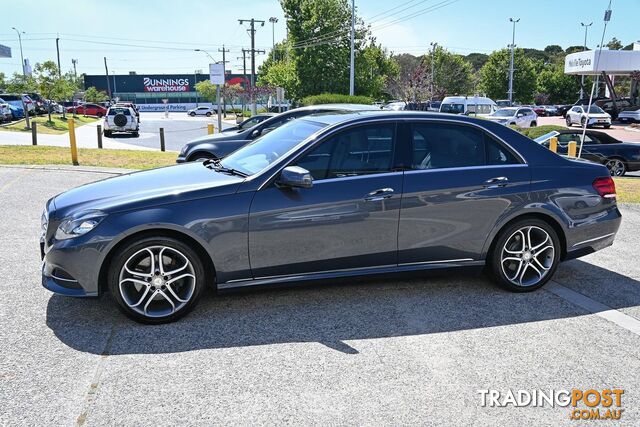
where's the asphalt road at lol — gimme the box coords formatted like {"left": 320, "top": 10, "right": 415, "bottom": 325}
{"left": 101, "top": 112, "right": 233, "bottom": 152}
{"left": 1, "top": 166, "right": 639, "bottom": 426}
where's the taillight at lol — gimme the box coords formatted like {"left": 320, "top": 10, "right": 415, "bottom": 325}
{"left": 593, "top": 176, "right": 616, "bottom": 199}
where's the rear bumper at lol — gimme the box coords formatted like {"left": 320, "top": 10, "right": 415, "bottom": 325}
{"left": 564, "top": 206, "right": 621, "bottom": 260}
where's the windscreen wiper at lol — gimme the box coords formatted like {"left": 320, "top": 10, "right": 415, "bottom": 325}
{"left": 203, "top": 158, "right": 248, "bottom": 177}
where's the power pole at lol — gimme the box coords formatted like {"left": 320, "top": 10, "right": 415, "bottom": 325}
{"left": 269, "top": 17, "right": 278, "bottom": 50}
{"left": 507, "top": 18, "right": 520, "bottom": 105}
{"left": 349, "top": 0, "right": 355, "bottom": 96}
{"left": 55, "top": 37, "right": 62, "bottom": 77}
{"left": 238, "top": 50, "right": 249, "bottom": 114}
{"left": 218, "top": 44, "right": 230, "bottom": 116}
{"left": 239, "top": 18, "right": 265, "bottom": 114}
{"left": 579, "top": 22, "right": 593, "bottom": 99}
{"left": 104, "top": 57, "right": 112, "bottom": 100}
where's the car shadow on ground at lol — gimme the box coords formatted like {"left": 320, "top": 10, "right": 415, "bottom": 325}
{"left": 46, "top": 259, "right": 640, "bottom": 356}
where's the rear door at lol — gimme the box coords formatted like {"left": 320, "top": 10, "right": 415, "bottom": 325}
{"left": 398, "top": 120, "right": 530, "bottom": 264}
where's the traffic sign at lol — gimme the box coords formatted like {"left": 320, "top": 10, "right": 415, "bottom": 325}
{"left": 209, "top": 63, "right": 225, "bottom": 85}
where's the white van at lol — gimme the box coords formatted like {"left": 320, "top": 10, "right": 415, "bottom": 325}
{"left": 439, "top": 96, "right": 497, "bottom": 116}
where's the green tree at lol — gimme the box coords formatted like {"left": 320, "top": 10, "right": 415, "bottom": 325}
{"left": 354, "top": 44, "right": 398, "bottom": 99}
{"left": 465, "top": 53, "right": 489, "bottom": 71}
{"left": 536, "top": 63, "right": 581, "bottom": 104}
{"left": 606, "top": 37, "right": 623, "bottom": 50}
{"left": 479, "top": 48, "right": 537, "bottom": 103}
{"left": 0, "top": 72, "right": 6, "bottom": 90}
{"left": 6, "top": 72, "right": 37, "bottom": 93}
{"left": 258, "top": 58, "right": 300, "bottom": 100}
{"left": 425, "top": 46, "right": 473, "bottom": 98}
{"left": 84, "top": 86, "right": 109, "bottom": 103}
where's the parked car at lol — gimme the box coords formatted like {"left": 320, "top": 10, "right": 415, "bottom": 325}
{"left": 67, "top": 103, "right": 107, "bottom": 117}
{"left": 439, "top": 96, "right": 497, "bottom": 116}
{"left": 534, "top": 129, "right": 640, "bottom": 176}
{"left": 0, "top": 94, "right": 35, "bottom": 115}
{"left": 222, "top": 113, "right": 276, "bottom": 133}
{"left": 44, "top": 100, "right": 64, "bottom": 114}
{"left": 383, "top": 101, "right": 407, "bottom": 111}
{"left": 557, "top": 104, "right": 573, "bottom": 118}
{"left": 40, "top": 111, "right": 621, "bottom": 323}
{"left": 7, "top": 104, "right": 25, "bottom": 120}
{"left": 177, "top": 104, "right": 376, "bottom": 162}
{"left": 27, "top": 92, "right": 47, "bottom": 114}
{"left": 486, "top": 107, "right": 537, "bottom": 128}
{"left": 496, "top": 99, "right": 512, "bottom": 108}
{"left": 543, "top": 105, "right": 558, "bottom": 116}
{"left": 103, "top": 106, "right": 139, "bottom": 137}
{"left": 617, "top": 106, "right": 640, "bottom": 124}
{"left": 0, "top": 103, "right": 12, "bottom": 123}
{"left": 565, "top": 105, "right": 611, "bottom": 128}
{"left": 595, "top": 98, "right": 632, "bottom": 120}
{"left": 531, "top": 106, "right": 546, "bottom": 117}
{"left": 428, "top": 101, "right": 441, "bottom": 111}
{"left": 187, "top": 106, "right": 216, "bottom": 117}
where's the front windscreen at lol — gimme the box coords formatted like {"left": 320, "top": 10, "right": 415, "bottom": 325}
{"left": 440, "top": 103, "right": 464, "bottom": 114}
{"left": 492, "top": 109, "right": 515, "bottom": 117}
{"left": 220, "top": 119, "right": 325, "bottom": 176}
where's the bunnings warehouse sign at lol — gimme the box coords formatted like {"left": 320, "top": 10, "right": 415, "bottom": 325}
{"left": 143, "top": 77, "right": 190, "bottom": 92}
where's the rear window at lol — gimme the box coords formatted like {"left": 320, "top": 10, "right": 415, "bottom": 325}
{"left": 0, "top": 94, "right": 20, "bottom": 101}
{"left": 108, "top": 108, "right": 131, "bottom": 116}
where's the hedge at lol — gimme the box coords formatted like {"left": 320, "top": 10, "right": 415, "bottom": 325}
{"left": 300, "top": 93, "right": 373, "bottom": 106}
{"left": 510, "top": 124, "right": 567, "bottom": 140}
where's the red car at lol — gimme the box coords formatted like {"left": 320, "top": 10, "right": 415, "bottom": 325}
{"left": 66, "top": 103, "right": 107, "bottom": 117}
{"left": 532, "top": 106, "right": 547, "bottom": 117}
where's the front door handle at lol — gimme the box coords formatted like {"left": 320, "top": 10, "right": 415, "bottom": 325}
{"left": 364, "top": 188, "right": 394, "bottom": 201}
{"left": 484, "top": 177, "right": 509, "bottom": 188}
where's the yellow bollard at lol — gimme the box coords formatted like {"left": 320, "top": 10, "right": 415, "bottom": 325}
{"left": 207, "top": 123, "right": 214, "bottom": 135}
{"left": 68, "top": 119, "right": 79, "bottom": 166}
{"left": 568, "top": 141, "right": 577, "bottom": 157}
{"left": 549, "top": 137, "right": 558, "bottom": 153}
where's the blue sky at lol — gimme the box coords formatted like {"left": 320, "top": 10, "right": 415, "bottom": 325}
{"left": 1, "top": 0, "right": 638, "bottom": 77}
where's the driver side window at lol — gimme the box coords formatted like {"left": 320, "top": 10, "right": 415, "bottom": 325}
{"left": 295, "top": 124, "right": 396, "bottom": 180}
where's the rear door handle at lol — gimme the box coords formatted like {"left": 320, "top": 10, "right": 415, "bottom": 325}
{"left": 484, "top": 177, "right": 509, "bottom": 188}
{"left": 364, "top": 188, "right": 394, "bottom": 201}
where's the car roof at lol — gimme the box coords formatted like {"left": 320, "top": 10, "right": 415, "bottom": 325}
{"left": 300, "top": 110, "right": 497, "bottom": 126}
{"left": 291, "top": 103, "right": 377, "bottom": 112}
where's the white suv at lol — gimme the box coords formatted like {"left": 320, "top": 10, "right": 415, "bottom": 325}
{"left": 487, "top": 107, "right": 537, "bottom": 128}
{"left": 187, "top": 106, "right": 215, "bottom": 117}
{"left": 566, "top": 105, "right": 611, "bottom": 128}
{"left": 104, "top": 106, "right": 139, "bottom": 137}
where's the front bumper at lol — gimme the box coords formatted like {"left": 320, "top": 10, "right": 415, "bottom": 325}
{"left": 587, "top": 118, "right": 611, "bottom": 126}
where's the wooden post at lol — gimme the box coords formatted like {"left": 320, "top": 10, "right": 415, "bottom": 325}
{"left": 31, "top": 122, "right": 37, "bottom": 146}
{"left": 68, "top": 119, "right": 79, "bottom": 165}
{"left": 160, "top": 127, "right": 165, "bottom": 152}
{"left": 549, "top": 137, "right": 557, "bottom": 153}
{"left": 97, "top": 125, "right": 103, "bottom": 149}
{"left": 568, "top": 141, "right": 577, "bottom": 157}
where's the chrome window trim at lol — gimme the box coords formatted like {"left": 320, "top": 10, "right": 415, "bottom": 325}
{"left": 403, "top": 163, "right": 528, "bottom": 175}
{"left": 251, "top": 116, "right": 528, "bottom": 191}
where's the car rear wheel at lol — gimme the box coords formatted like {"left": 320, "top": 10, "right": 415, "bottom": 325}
{"left": 205, "top": 112, "right": 212, "bottom": 117}
{"left": 109, "top": 237, "right": 206, "bottom": 324}
{"left": 530, "top": 121, "right": 537, "bottom": 127}
{"left": 489, "top": 219, "right": 560, "bottom": 292}
{"left": 103, "top": 130, "right": 112, "bottom": 137}
{"left": 605, "top": 158, "right": 626, "bottom": 176}
{"left": 189, "top": 112, "right": 196, "bottom": 117}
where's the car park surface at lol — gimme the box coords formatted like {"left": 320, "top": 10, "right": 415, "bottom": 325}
{"left": 1, "top": 165, "right": 639, "bottom": 425}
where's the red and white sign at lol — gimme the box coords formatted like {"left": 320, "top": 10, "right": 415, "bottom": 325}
{"left": 143, "top": 77, "right": 190, "bottom": 92}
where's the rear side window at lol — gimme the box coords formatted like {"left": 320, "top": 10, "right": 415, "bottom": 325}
{"left": 410, "top": 123, "right": 519, "bottom": 169}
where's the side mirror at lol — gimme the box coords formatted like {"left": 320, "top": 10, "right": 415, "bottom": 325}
{"left": 277, "top": 166, "right": 313, "bottom": 189}
{"left": 516, "top": 113, "right": 524, "bottom": 118}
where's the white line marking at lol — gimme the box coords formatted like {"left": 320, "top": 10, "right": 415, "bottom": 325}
{"left": 546, "top": 281, "right": 640, "bottom": 336}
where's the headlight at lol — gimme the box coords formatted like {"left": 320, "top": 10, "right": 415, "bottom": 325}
{"left": 55, "top": 211, "right": 106, "bottom": 240}
{"left": 41, "top": 209, "right": 49, "bottom": 236}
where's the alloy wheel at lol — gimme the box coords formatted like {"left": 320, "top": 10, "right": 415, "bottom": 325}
{"left": 605, "top": 159, "right": 625, "bottom": 176}
{"left": 500, "top": 226, "right": 555, "bottom": 287}
{"left": 118, "top": 245, "right": 196, "bottom": 318}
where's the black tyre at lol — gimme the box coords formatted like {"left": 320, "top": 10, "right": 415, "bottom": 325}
{"left": 604, "top": 124, "right": 611, "bottom": 129}
{"left": 103, "top": 130, "right": 112, "bottom": 137}
{"left": 189, "top": 112, "right": 196, "bottom": 117}
{"left": 530, "top": 121, "right": 537, "bottom": 127}
{"left": 132, "top": 131, "right": 140, "bottom": 138}
{"left": 108, "top": 236, "right": 207, "bottom": 324}
{"left": 113, "top": 113, "right": 128, "bottom": 127}
{"left": 205, "top": 112, "right": 212, "bottom": 117}
{"left": 566, "top": 116, "right": 572, "bottom": 127}
{"left": 489, "top": 219, "right": 560, "bottom": 292}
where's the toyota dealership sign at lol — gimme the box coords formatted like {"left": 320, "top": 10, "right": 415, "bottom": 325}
{"left": 143, "top": 77, "right": 190, "bottom": 92}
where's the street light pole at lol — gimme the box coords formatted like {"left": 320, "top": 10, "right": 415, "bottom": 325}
{"left": 12, "top": 27, "right": 25, "bottom": 77}
{"left": 349, "top": 0, "right": 355, "bottom": 96}
{"left": 507, "top": 18, "right": 520, "bottom": 105}
{"left": 579, "top": 22, "right": 593, "bottom": 99}
{"left": 269, "top": 17, "right": 278, "bottom": 50}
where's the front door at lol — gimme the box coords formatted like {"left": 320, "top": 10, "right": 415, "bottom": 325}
{"left": 398, "top": 121, "right": 531, "bottom": 264}
{"left": 248, "top": 122, "right": 403, "bottom": 278}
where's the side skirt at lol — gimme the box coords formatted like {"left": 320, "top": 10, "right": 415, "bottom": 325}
{"left": 217, "top": 259, "right": 485, "bottom": 291}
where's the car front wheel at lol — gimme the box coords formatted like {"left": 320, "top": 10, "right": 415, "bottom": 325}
{"left": 108, "top": 237, "right": 206, "bottom": 324}
{"left": 566, "top": 116, "right": 572, "bottom": 126}
{"left": 489, "top": 219, "right": 560, "bottom": 292}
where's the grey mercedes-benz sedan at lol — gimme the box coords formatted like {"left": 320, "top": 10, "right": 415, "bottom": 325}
{"left": 41, "top": 111, "right": 621, "bottom": 323}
